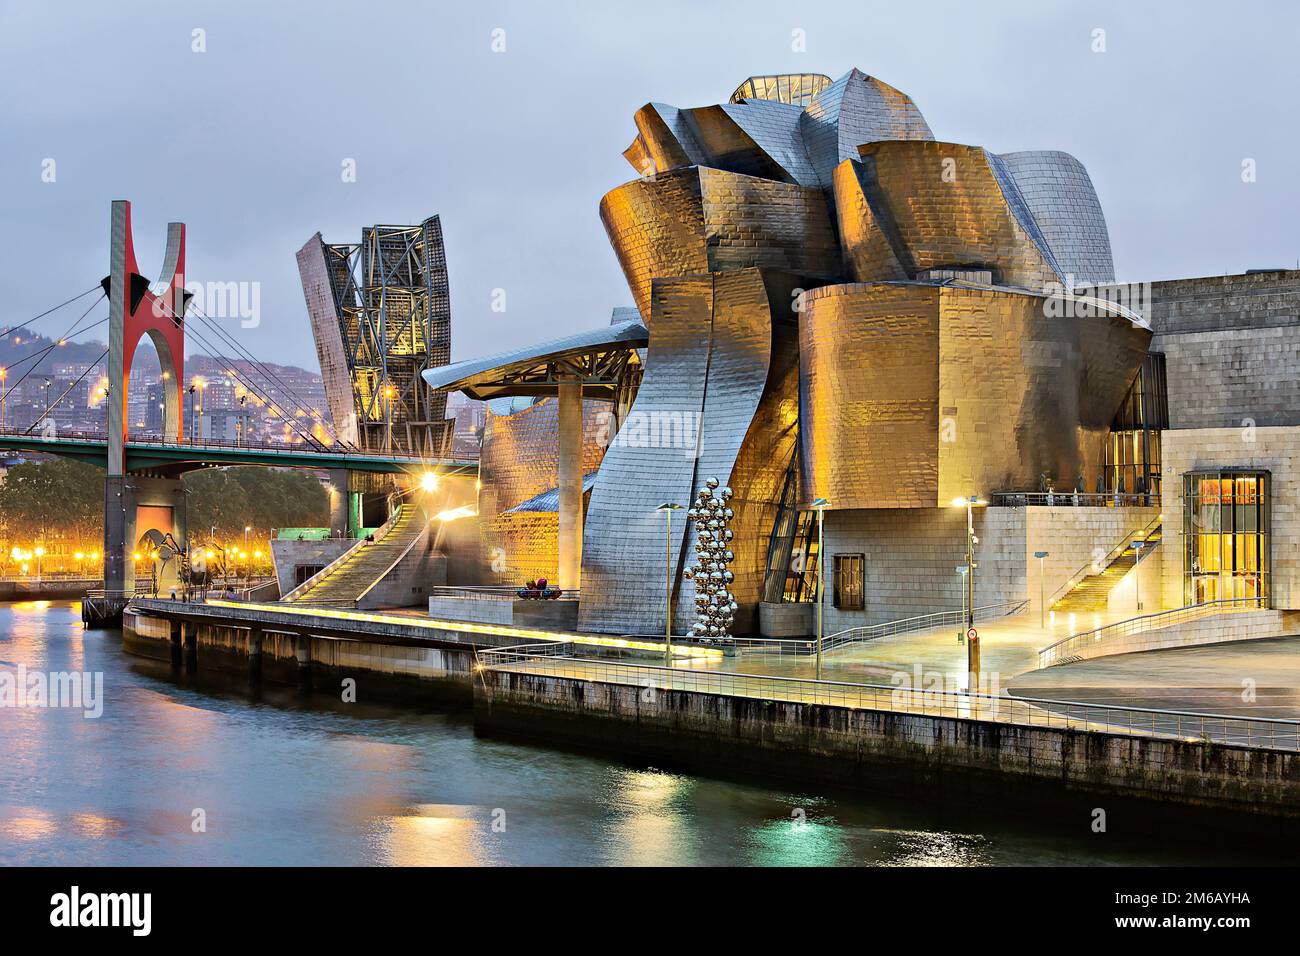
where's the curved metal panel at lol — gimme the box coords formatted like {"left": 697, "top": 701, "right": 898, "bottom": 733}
{"left": 998, "top": 150, "right": 1116, "bottom": 285}
{"left": 799, "top": 282, "right": 1152, "bottom": 510}
{"left": 600, "top": 167, "right": 841, "bottom": 322}
{"left": 478, "top": 397, "right": 609, "bottom": 583}
{"left": 579, "top": 269, "right": 786, "bottom": 634}
{"left": 799, "top": 68, "right": 934, "bottom": 187}
{"left": 840, "top": 143, "right": 1061, "bottom": 290}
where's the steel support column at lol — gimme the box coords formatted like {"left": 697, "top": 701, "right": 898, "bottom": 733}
{"left": 557, "top": 375, "right": 583, "bottom": 591}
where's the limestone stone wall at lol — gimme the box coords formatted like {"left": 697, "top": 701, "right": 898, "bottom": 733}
{"left": 819, "top": 507, "right": 1025, "bottom": 632}
{"left": 1149, "top": 271, "right": 1300, "bottom": 429}
{"left": 1160, "top": 426, "right": 1300, "bottom": 611}
{"left": 1025, "top": 505, "right": 1161, "bottom": 616}
{"left": 820, "top": 505, "right": 1159, "bottom": 632}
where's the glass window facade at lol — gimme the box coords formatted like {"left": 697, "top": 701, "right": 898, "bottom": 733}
{"left": 1105, "top": 352, "right": 1168, "bottom": 501}
{"left": 833, "top": 554, "right": 865, "bottom": 610}
{"left": 1182, "top": 471, "right": 1269, "bottom": 606}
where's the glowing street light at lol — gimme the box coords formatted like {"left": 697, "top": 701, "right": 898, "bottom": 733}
{"left": 656, "top": 503, "right": 684, "bottom": 666}
{"left": 811, "top": 498, "right": 830, "bottom": 680}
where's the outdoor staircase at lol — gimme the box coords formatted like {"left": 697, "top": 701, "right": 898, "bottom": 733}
{"left": 283, "top": 505, "right": 424, "bottom": 607}
{"left": 1051, "top": 526, "right": 1162, "bottom": 614}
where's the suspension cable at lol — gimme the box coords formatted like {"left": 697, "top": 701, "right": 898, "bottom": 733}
{"left": 184, "top": 301, "right": 351, "bottom": 448}
{"left": 145, "top": 297, "right": 327, "bottom": 449}
{"left": 0, "top": 285, "right": 102, "bottom": 339}
{"left": 25, "top": 346, "right": 109, "bottom": 434}
{"left": 0, "top": 293, "right": 105, "bottom": 408}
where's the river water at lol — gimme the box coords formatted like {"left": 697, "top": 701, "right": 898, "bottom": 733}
{"left": 0, "top": 601, "right": 1273, "bottom": 866}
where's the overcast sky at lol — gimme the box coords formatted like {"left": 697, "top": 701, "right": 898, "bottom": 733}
{"left": 3, "top": 0, "right": 1297, "bottom": 372}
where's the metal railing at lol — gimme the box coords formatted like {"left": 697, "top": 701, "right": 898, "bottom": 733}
{"left": 992, "top": 491, "right": 1159, "bottom": 508}
{"left": 279, "top": 505, "right": 405, "bottom": 604}
{"left": 728, "top": 601, "right": 1029, "bottom": 659}
{"left": 1044, "top": 512, "right": 1163, "bottom": 610}
{"left": 478, "top": 643, "right": 1300, "bottom": 751}
{"left": 819, "top": 600, "right": 1028, "bottom": 654}
{"left": 87, "top": 585, "right": 151, "bottom": 599}
{"left": 355, "top": 512, "right": 432, "bottom": 606}
{"left": 1038, "top": 596, "right": 1268, "bottom": 667}
{"left": 0, "top": 426, "right": 446, "bottom": 463}
{"left": 429, "top": 585, "right": 581, "bottom": 602}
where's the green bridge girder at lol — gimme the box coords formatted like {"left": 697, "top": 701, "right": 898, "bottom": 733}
{"left": 0, "top": 434, "right": 477, "bottom": 477}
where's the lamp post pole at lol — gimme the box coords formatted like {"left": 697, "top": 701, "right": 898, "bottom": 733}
{"left": 1133, "top": 539, "right": 1145, "bottom": 613}
{"left": 811, "top": 498, "right": 830, "bottom": 681}
{"left": 956, "top": 494, "right": 981, "bottom": 689}
{"left": 1034, "top": 550, "right": 1049, "bottom": 630}
{"left": 656, "top": 503, "right": 683, "bottom": 666}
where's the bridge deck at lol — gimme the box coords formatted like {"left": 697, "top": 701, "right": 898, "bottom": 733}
{"left": 0, "top": 431, "right": 476, "bottom": 475}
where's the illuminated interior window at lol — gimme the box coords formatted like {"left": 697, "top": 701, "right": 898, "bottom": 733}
{"left": 1182, "top": 471, "right": 1269, "bottom": 606}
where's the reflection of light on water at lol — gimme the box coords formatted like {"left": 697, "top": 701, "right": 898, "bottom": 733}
{"left": 602, "top": 769, "right": 698, "bottom": 866}
{"left": 872, "top": 828, "right": 989, "bottom": 867}
{"left": 70, "top": 811, "right": 124, "bottom": 839}
{"left": 12, "top": 601, "right": 53, "bottom": 614}
{"left": 0, "top": 808, "right": 58, "bottom": 841}
{"left": 747, "top": 815, "right": 850, "bottom": 866}
{"left": 0, "top": 808, "right": 126, "bottom": 843}
{"left": 376, "top": 804, "right": 486, "bottom": 867}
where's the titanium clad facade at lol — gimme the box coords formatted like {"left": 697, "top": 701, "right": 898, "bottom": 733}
{"left": 798, "top": 282, "right": 1152, "bottom": 510}
{"left": 579, "top": 268, "right": 795, "bottom": 634}
{"left": 799, "top": 68, "right": 934, "bottom": 187}
{"left": 478, "top": 397, "right": 610, "bottom": 584}
{"left": 835, "top": 143, "right": 1063, "bottom": 290}
{"left": 600, "top": 166, "right": 841, "bottom": 321}
{"left": 438, "top": 67, "right": 1149, "bottom": 635}
{"left": 998, "top": 150, "right": 1115, "bottom": 285}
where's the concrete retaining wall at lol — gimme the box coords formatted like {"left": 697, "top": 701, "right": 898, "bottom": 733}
{"left": 476, "top": 668, "right": 1300, "bottom": 825}
{"left": 122, "top": 608, "right": 474, "bottom": 704}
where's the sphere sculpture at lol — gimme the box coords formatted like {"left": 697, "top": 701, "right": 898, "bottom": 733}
{"left": 682, "top": 477, "right": 737, "bottom": 639}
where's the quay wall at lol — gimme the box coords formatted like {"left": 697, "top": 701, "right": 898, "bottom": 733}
{"left": 122, "top": 609, "right": 476, "bottom": 704}
{"left": 476, "top": 668, "right": 1300, "bottom": 829}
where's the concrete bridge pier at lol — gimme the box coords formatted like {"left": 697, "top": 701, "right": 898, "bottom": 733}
{"left": 103, "top": 476, "right": 188, "bottom": 595}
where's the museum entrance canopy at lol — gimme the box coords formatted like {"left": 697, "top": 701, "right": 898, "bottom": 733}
{"left": 421, "top": 319, "right": 647, "bottom": 401}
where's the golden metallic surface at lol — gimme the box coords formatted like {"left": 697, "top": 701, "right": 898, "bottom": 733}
{"left": 579, "top": 268, "right": 795, "bottom": 634}
{"left": 835, "top": 143, "right": 1060, "bottom": 290}
{"left": 600, "top": 167, "right": 840, "bottom": 322}
{"left": 626, "top": 103, "right": 706, "bottom": 177}
{"left": 478, "top": 397, "right": 608, "bottom": 583}
{"left": 798, "top": 282, "right": 1151, "bottom": 510}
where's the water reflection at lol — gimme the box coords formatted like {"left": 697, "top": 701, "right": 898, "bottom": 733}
{"left": 0, "top": 602, "right": 1284, "bottom": 866}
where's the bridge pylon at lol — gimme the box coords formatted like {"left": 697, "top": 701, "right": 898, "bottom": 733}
{"left": 103, "top": 201, "right": 189, "bottom": 595}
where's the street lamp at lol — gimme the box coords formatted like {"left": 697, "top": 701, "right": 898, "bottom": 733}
{"left": 952, "top": 494, "right": 983, "bottom": 688}
{"left": 811, "top": 497, "right": 830, "bottom": 680}
{"left": 34, "top": 545, "right": 44, "bottom": 584}
{"left": 656, "top": 503, "right": 684, "bottom": 666}
{"left": 1132, "top": 538, "right": 1146, "bottom": 612}
{"left": 1034, "top": 550, "right": 1050, "bottom": 629}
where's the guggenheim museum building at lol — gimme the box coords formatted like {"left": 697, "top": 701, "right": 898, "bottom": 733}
{"left": 425, "top": 69, "right": 1300, "bottom": 642}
